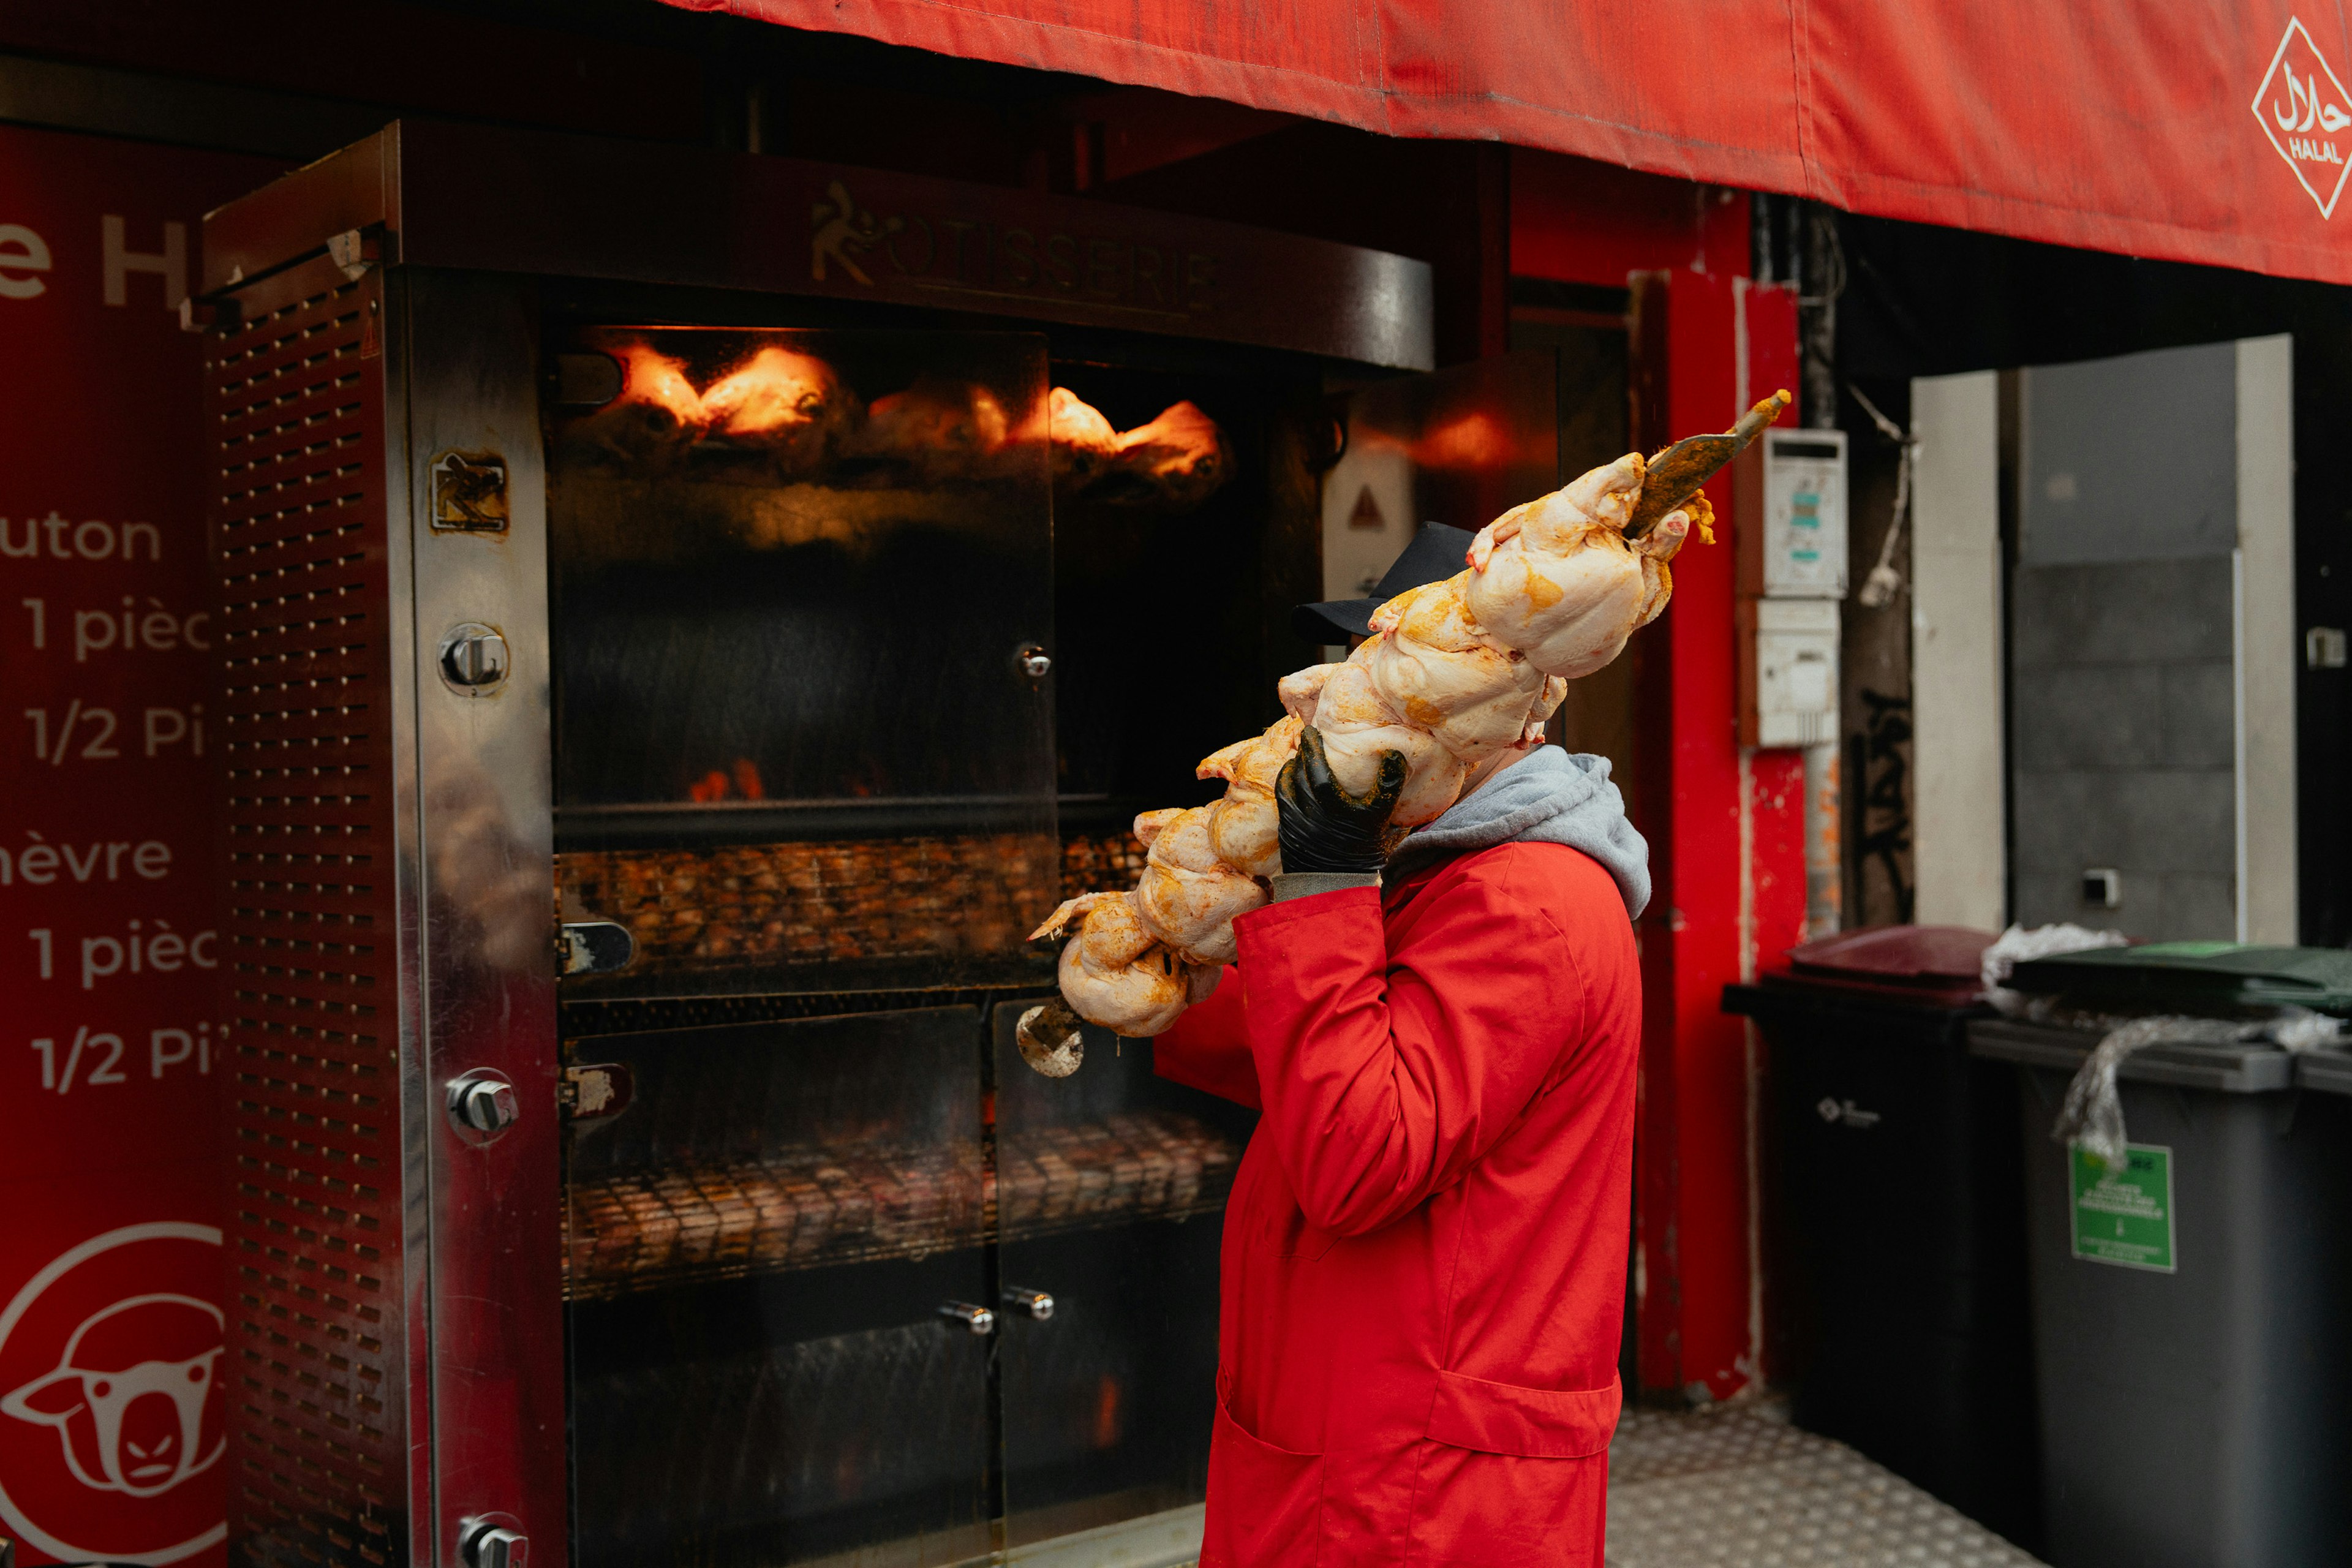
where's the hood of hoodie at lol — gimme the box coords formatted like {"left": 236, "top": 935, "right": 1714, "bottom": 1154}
{"left": 1384, "top": 746, "right": 1650, "bottom": 918}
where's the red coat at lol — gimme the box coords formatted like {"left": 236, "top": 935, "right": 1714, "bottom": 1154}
{"left": 1153, "top": 840, "right": 1641, "bottom": 1567}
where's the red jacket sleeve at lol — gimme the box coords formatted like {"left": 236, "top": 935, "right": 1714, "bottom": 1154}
{"left": 1231, "top": 876, "right": 1586, "bottom": 1237}
{"left": 1149, "top": 963, "right": 1261, "bottom": 1109}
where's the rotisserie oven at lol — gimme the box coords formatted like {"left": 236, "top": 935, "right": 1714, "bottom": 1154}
{"left": 197, "top": 120, "right": 1434, "bottom": 1568}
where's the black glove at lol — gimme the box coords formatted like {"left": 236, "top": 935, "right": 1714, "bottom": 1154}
{"left": 1275, "top": 726, "right": 1408, "bottom": 875}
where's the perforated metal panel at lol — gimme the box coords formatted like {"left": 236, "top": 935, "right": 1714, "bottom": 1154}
{"left": 209, "top": 254, "right": 410, "bottom": 1568}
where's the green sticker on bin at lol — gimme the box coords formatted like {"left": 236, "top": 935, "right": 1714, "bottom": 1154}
{"left": 2070, "top": 1143, "right": 2176, "bottom": 1273}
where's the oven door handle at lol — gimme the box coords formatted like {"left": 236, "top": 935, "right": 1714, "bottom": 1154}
{"left": 559, "top": 921, "right": 636, "bottom": 976}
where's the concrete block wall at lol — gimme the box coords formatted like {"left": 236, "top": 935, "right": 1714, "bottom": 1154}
{"left": 2009, "top": 559, "right": 2236, "bottom": 937}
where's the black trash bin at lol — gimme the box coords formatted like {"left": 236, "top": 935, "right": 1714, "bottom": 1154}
{"left": 1725, "top": 925, "right": 2041, "bottom": 1550}
{"left": 1971, "top": 943, "right": 2352, "bottom": 1568}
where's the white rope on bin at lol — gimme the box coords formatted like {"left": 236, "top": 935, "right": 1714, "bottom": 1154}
{"left": 1979, "top": 924, "right": 2347, "bottom": 1169}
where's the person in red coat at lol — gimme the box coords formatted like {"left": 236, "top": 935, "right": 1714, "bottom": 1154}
{"left": 1153, "top": 546, "right": 1649, "bottom": 1567}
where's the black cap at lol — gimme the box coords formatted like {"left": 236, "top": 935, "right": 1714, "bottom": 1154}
{"left": 1291, "top": 522, "right": 1478, "bottom": 643}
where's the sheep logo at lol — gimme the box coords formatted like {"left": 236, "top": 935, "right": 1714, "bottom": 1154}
{"left": 0, "top": 1221, "right": 225, "bottom": 1564}
{"left": 1, "top": 1294, "right": 225, "bottom": 1496}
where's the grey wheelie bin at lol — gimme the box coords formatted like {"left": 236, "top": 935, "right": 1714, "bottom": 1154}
{"left": 1724, "top": 925, "right": 2040, "bottom": 1548}
{"left": 2299, "top": 1041, "right": 2352, "bottom": 1100}
{"left": 1967, "top": 943, "right": 2352, "bottom": 1568}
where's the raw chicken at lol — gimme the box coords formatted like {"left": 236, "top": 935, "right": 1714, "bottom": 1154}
{"left": 1305, "top": 657, "right": 1468, "bottom": 827}
{"left": 1029, "top": 892, "right": 1206, "bottom": 1047}
{"left": 1463, "top": 453, "right": 1705, "bottom": 679}
{"left": 1128, "top": 804, "right": 1267, "bottom": 967}
{"left": 1021, "top": 393, "right": 1787, "bottom": 1066}
{"left": 1194, "top": 714, "right": 1301, "bottom": 878}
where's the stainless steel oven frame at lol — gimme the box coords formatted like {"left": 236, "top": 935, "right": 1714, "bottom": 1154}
{"left": 199, "top": 118, "right": 1431, "bottom": 1568}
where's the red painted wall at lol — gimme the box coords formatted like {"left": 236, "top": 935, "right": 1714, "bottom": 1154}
{"left": 1511, "top": 147, "right": 1750, "bottom": 289}
{"left": 0, "top": 123, "right": 283, "bottom": 1567}
{"left": 1511, "top": 151, "right": 1807, "bottom": 1403}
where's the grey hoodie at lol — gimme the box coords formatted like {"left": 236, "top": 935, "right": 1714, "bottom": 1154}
{"left": 1384, "top": 746, "right": 1650, "bottom": 918}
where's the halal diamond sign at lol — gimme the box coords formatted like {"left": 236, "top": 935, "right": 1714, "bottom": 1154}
{"left": 2253, "top": 18, "right": 2352, "bottom": 217}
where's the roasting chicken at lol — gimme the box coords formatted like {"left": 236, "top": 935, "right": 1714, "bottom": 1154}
{"left": 1050, "top": 391, "right": 1233, "bottom": 510}
{"left": 568, "top": 343, "right": 712, "bottom": 466}
{"left": 1019, "top": 394, "right": 1787, "bottom": 1071}
{"left": 1099, "top": 400, "right": 1232, "bottom": 510}
{"left": 859, "top": 378, "right": 1013, "bottom": 481}
{"left": 1049, "top": 386, "right": 1121, "bottom": 491}
{"left": 699, "top": 345, "right": 853, "bottom": 475}
{"left": 565, "top": 347, "right": 1231, "bottom": 510}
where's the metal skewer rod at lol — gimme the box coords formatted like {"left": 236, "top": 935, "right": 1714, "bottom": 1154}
{"left": 1624, "top": 388, "right": 1793, "bottom": 540}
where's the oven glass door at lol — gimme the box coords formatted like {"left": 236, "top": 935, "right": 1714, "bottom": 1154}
{"left": 546, "top": 326, "right": 1058, "bottom": 1000}
{"left": 566, "top": 1007, "right": 996, "bottom": 1566}
{"left": 989, "top": 1001, "right": 1250, "bottom": 1551}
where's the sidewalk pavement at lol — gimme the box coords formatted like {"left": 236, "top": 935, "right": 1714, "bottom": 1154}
{"left": 1606, "top": 1401, "right": 2043, "bottom": 1567}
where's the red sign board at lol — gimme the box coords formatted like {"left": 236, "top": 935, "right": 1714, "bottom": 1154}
{"left": 0, "top": 123, "right": 279, "bottom": 1567}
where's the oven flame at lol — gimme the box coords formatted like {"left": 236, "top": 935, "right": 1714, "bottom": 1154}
{"left": 1412, "top": 409, "right": 1510, "bottom": 470}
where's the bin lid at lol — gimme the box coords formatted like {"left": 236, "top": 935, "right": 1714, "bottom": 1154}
{"left": 1755, "top": 925, "right": 1995, "bottom": 1008}
{"left": 2005, "top": 943, "right": 2352, "bottom": 1017}
{"left": 1967, "top": 1019, "right": 2296, "bottom": 1093}
{"left": 2297, "top": 1047, "right": 2352, "bottom": 1096}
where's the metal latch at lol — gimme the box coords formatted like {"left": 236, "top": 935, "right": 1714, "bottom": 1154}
{"left": 326, "top": 225, "right": 391, "bottom": 280}
{"left": 446, "top": 1069, "right": 520, "bottom": 1145}
{"left": 438, "top": 624, "right": 510, "bottom": 693}
{"left": 1001, "top": 1286, "right": 1055, "bottom": 1321}
{"left": 559, "top": 921, "right": 636, "bottom": 976}
{"left": 938, "top": 1302, "right": 995, "bottom": 1335}
{"left": 460, "top": 1520, "right": 529, "bottom": 1568}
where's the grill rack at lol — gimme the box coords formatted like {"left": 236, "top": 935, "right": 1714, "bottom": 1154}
{"left": 566, "top": 1110, "right": 1237, "bottom": 1300}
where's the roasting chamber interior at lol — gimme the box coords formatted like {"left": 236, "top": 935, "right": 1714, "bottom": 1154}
{"left": 547, "top": 326, "right": 1062, "bottom": 997}
{"left": 545, "top": 323, "right": 1325, "bottom": 1001}
{"left": 562, "top": 1004, "right": 1247, "bottom": 1564}
{"left": 543, "top": 317, "right": 1298, "bottom": 1564}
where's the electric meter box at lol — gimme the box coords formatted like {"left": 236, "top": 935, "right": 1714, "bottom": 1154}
{"left": 1740, "top": 598, "right": 1840, "bottom": 747}
{"left": 1736, "top": 428, "right": 1848, "bottom": 598}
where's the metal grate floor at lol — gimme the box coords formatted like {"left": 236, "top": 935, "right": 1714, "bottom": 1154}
{"left": 948, "top": 1401, "right": 2045, "bottom": 1567}
{"left": 1607, "top": 1403, "right": 2044, "bottom": 1567}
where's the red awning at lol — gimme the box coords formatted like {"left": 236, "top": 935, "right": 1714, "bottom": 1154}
{"left": 674, "top": 0, "right": 2352, "bottom": 285}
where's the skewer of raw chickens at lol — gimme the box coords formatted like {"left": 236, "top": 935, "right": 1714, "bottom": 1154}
{"left": 1016, "top": 391, "right": 1792, "bottom": 1076}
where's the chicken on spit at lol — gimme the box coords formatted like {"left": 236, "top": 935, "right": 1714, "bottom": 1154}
{"left": 857, "top": 377, "right": 1014, "bottom": 481}
{"left": 565, "top": 343, "right": 1230, "bottom": 509}
{"left": 1018, "top": 393, "right": 1789, "bottom": 1076}
{"left": 698, "top": 345, "right": 854, "bottom": 477}
{"left": 1050, "top": 390, "right": 1233, "bottom": 511}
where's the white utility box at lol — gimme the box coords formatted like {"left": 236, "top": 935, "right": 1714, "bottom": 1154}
{"left": 1738, "top": 598, "right": 1841, "bottom": 747}
{"left": 1736, "top": 428, "right": 1848, "bottom": 598}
